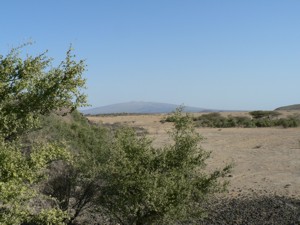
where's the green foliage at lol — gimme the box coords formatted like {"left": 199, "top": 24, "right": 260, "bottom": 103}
{"left": 191, "top": 113, "right": 254, "bottom": 128}
{"left": 163, "top": 112, "right": 300, "bottom": 128}
{"left": 0, "top": 142, "right": 70, "bottom": 224}
{"left": 0, "top": 44, "right": 87, "bottom": 141}
{"left": 24, "top": 111, "right": 111, "bottom": 224}
{"left": 193, "top": 113, "right": 228, "bottom": 128}
{"left": 26, "top": 111, "right": 109, "bottom": 156}
{"left": 249, "top": 110, "right": 281, "bottom": 119}
{"left": 275, "top": 115, "right": 300, "bottom": 128}
{"left": 0, "top": 44, "right": 88, "bottom": 224}
{"left": 98, "top": 108, "right": 231, "bottom": 225}
{"left": 163, "top": 115, "right": 176, "bottom": 123}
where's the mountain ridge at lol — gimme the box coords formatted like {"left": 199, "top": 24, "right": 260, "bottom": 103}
{"left": 81, "top": 101, "right": 217, "bottom": 115}
{"left": 275, "top": 104, "right": 300, "bottom": 111}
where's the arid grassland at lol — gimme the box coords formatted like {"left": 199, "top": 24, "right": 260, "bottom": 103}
{"left": 88, "top": 111, "right": 300, "bottom": 198}
{"left": 86, "top": 111, "right": 300, "bottom": 224}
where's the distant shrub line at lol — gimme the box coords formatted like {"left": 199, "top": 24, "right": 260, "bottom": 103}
{"left": 86, "top": 112, "right": 161, "bottom": 117}
{"left": 162, "top": 111, "right": 300, "bottom": 128}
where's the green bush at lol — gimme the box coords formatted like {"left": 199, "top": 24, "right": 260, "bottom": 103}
{"left": 0, "top": 142, "right": 70, "bottom": 224}
{"left": 0, "top": 44, "right": 87, "bottom": 141}
{"left": 164, "top": 112, "right": 299, "bottom": 128}
{"left": 194, "top": 113, "right": 227, "bottom": 128}
{"left": 34, "top": 109, "right": 231, "bottom": 224}
{"left": 275, "top": 115, "right": 300, "bottom": 128}
{"left": 97, "top": 108, "right": 232, "bottom": 225}
{"left": 249, "top": 110, "right": 281, "bottom": 119}
{"left": 24, "top": 111, "right": 111, "bottom": 224}
{"left": 0, "top": 44, "right": 87, "bottom": 224}
{"left": 163, "top": 115, "right": 177, "bottom": 122}
{"left": 253, "top": 118, "right": 274, "bottom": 127}
{"left": 194, "top": 113, "right": 254, "bottom": 128}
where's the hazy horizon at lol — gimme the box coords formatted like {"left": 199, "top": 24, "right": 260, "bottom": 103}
{"left": 1, "top": 1, "right": 299, "bottom": 110}
{"left": 81, "top": 100, "right": 294, "bottom": 112}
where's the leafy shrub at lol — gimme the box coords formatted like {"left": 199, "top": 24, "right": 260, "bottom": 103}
{"left": 162, "top": 115, "right": 177, "bottom": 123}
{"left": 193, "top": 113, "right": 226, "bottom": 128}
{"left": 33, "top": 109, "right": 231, "bottom": 224}
{"left": 193, "top": 113, "right": 254, "bottom": 128}
{"left": 275, "top": 115, "right": 300, "bottom": 128}
{"left": 249, "top": 111, "right": 281, "bottom": 119}
{"left": 164, "top": 112, "right": 299, "bottom": 128}
{"left": 24, "top": 111, "right": 111, "bottom": 224}
{"left": 0, "top": 44, "right": 87, "bottom": 141}
{"left": 233, "top": 116, "right": 255, "bottom": 128}
{"left": 0, "top": 44, "right": 87, "bottom": 224}
{"left": 97, "top": 108, "right": 232, "bottom": 225}
{"left": 0, "top": 142, "right": 70, "bottom": 224}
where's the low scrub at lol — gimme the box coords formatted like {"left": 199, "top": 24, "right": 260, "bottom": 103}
{"left": 162, "top": 111, "right": 300, "bottom": 128}
{"left": 23, "top": 109, "right": 232, "bottom": 225}
{"left": 96, "top": 108, "right": 232, "bottom": 224}
{"left": 249, "top": 110, "right": 281, "bottom": 119}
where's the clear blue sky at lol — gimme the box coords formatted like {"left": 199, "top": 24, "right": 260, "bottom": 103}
{"left": 1, "top": 1, "right": 299, "bottom": 110}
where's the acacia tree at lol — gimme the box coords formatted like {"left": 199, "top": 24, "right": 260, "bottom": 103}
{"left": 0, "top": 44, "right": 87, "bottom": 224}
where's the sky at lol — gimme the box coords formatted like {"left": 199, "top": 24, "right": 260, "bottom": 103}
{"left": 1, "top": 1, "right": 299, "bottom": 110}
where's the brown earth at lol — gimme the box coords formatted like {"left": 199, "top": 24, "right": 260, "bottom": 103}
{"left": 87, "top": 111, "right": 300, "bottom": 199}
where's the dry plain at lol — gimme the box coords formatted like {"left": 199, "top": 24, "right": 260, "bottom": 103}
{"left": 87, "top": 111, "right": 300, "bottom": 199}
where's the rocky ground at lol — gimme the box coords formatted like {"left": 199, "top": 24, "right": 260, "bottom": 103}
{"left": 197, "top": 193, "right": 300, "bottom": 225}
{"left": 80, "top": 193, "right": 300, "bottom": 225}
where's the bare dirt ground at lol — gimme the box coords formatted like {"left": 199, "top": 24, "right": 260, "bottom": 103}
{"left": 87, "top": 111, "right": 300, "bottom": 199}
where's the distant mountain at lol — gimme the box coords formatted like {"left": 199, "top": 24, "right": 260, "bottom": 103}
{"left": 81, "top": 101, "right": 215, "bottom": 115}
{"left": 275, "top": 104, "right": 300, "bottom": 111}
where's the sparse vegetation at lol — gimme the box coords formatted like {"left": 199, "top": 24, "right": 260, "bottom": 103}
{"left": 0, "top": 45, "right": 233, "bottom": 224}
{"left": 23, "top": 111, "right": 111, "bottom": 224}
{"left": 21, "top": 108, "right": 232, "bottom": 224}
{"left": 249, "top": 110, "right": 281, "bottom": 119}
{"left": 3, "top": 43, "right": 299, "bottom": 224}
{"left": 162, "top": 111, "right": 300, "bottom": 128}
{"left": 96, "top": 108, "right": 232, "bottom": 225}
